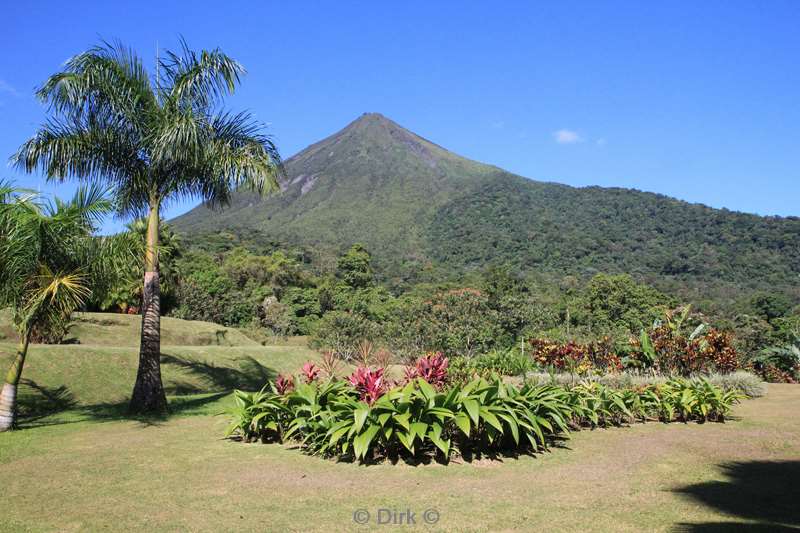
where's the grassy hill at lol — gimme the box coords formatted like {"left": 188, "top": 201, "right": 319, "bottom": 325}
{"left": 0, "top": 312, "right": 318, "bottom": 425}
{"left": 172, "top": 113, "right": 800, "bottom": 304}
{"left": 0, "top": 310, "right": 257, "bottom": 347}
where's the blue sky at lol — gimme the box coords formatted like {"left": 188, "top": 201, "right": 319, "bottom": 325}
{"left": 1, "top": 1, "right": 798, "bottom": 233}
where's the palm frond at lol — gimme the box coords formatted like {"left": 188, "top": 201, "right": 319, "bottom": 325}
{"left": 16, "top": 39, "right": 283, "bottom": 227}
{"left": 161, "top": 37, "right": 245, "bottom": 111}
{"left": 37, "top": 40, "right": 156, "bottom": 126}
{"left": 202, "top": 110, "right": 283, "bottom": 201}
{"left": 12, "top": 118, "right": 146, "bottom": 183}
{"left": 55, "top": 182, "right": 115, "bottom": 229}
{"left": 20, "top": 265, "right": 91, "bottom": 332}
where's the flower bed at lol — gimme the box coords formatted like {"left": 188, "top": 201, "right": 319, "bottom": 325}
{"left": 226, "top": 360, "right": 746, "bottom": 464}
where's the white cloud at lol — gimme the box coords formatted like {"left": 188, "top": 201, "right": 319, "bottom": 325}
{"left": 596, "top": 138, "right": 607, "bottom": 146}
{"left": 0, "top": 79, "right": 20, "bottom": 97}
{"left": 553, "top": 129, "right": 582, "bottom": 144}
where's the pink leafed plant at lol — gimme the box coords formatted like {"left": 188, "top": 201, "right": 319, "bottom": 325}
{"left": 302, "top": 362, "right": 321, "bottom": 384}
{"left": 348, "top": 367, "right": 387, "bottom": 405}
{"left": 409, "top": 352, "right": 449, "bottom": 389}
{"left": 275, "top": 374, "right": 295, "bottom": 395}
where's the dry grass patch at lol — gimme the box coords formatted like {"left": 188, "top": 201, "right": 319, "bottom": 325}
{"left": 1, "top": 386, "right": 797, "bottom": 532}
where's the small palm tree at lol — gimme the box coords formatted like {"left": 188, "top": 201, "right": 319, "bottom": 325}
{"left": 14, "top": 40, "right": 283, "bottom": 413}
{"left": 0, "top": 182, "right": 126, "bottom": 431}
{"left": 99, "top": 220, "right": 182, "bottom": 314}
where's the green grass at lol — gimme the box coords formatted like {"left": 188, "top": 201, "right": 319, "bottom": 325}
{"left": 0, "top": 312, "right": 319, "bottom": 427}
{"left": 0, "top": 343, "right": 318, "bottom": 423}
{"left": 1, "top": 310, "right": 258, "bottom": 347}
{"left": 1, "top": 312, "right": 798, "bottom": 531}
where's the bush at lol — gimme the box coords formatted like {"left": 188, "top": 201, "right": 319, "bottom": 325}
{"left": 383, "top": 289, "right": 502, "bottom": 359}
{"left": 528, "top": 337, "right": 623, "bottom": 375}
{"left": 403, "top": 352, "right": 449, "bottom": 389}
{"left": 572, "top": 273, "right": 673, "bottom": 334}
{"left": 447, "top": 349, "right": 533, "bottom": 382}
{"left": 749, "top": 341, "right": 800, "bottom": 383}
{"left": 171, "top": 277, "right": 255, "bottom": 326}
{"left": 629, "top": 325, "right": 740, "bottom": 376}
{"left": 309, "top": 310, "right": 379, "bottom": 360}
{"left": 256, "top": 296, "right": 295, "bottom": 337}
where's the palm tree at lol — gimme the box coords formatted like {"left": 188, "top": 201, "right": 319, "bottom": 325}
{"left": 13, "top": 40, "right": 283, "bottom": 413}
{"left": 0, "top": 182, "right": 125, "bottom": 431}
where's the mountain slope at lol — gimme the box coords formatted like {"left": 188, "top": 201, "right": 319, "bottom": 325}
{"left": 173, "top": 113, "right": 800, "bottom": 300}
{"left": 175, "top": 113, "right": 502, "bottom": 265}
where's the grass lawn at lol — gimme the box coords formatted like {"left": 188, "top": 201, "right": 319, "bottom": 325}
{"left": 0, "top": 314, "right": 798, "bottom": 532}
{"left": 0, "top": 312, "right": 319, "bottom": 427}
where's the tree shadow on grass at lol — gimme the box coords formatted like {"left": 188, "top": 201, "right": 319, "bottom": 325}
{"left": 161, "top": 353, "right": 274, "bottom": 394}
{"left": 673, "top": 460, "right": 800, "bottom": 532}
{"left": 17, "top": 353, "right": 276, "bottom": 429}
{"left": 17, "top": 379, "right": 77, "bottom": 422}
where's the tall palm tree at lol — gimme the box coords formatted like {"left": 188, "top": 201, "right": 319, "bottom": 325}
{"left": 13, "top": 41, "right": 283, "bottom": 413}
{"left": 0, "top": 182, "right": 126, "bottom": 431}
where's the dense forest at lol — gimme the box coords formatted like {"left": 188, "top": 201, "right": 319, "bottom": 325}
{"left": 93, "top": 222, "right": 800, "bottom": 382}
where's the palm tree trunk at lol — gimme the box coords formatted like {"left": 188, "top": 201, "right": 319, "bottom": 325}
{"left": 0, "top": 332, "right": 31, "bottom": 431}
{"left": 129, "top": 202, "right": 167, "bottom": 414}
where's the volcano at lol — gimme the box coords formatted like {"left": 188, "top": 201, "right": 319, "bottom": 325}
{"left": 172, "top": 113, "right": 800, "bottom": 299}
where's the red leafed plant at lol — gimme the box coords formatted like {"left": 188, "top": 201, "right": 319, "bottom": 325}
{"left": 529, "top": 338, "right": 622, "bottom": 375}
{"left": 701, "top": 328, "right": 739, "bottom": 373}
{"left": 405, "top": 352, "right": 449, "bottom": 388}
{"left": 275, "top": 374, "right": 295, "bottom": 395}
{"left": 302, "top": 362, "right": 321, "bottom": 384}
{"left": 348, "top": 367, "right": 387, "bottom": 405}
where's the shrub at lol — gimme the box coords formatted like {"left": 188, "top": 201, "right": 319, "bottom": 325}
{"left": 172, "top": 277, "right": 255, "bottom": 326}
{"left": 528, "top": 337, "right": 623, "bottom": 375}
{"left": 225, "top": 388, "right": 289, "bottom": 443}
{"left": 707, "top": 370, "right": 767, "bottom": 397}
{"left": 275, "top": 374, "right": 295, "bottom": 395}
{"left": 285, "top": 377, "right": 574, "bottom": 462}
{"left": 750, "top": 342, "right": 800, "bottom": 383}
{"left": 301, "top": 362, "right": 321, "bottom": 384}
{"left": 629, "top": 325, "right": 740, "bottom": 376}
{"left": 446, "top": 356, "right": 488, "bottom": 385}
{"left": 470, "top": 349, "right": 533, "bottom": 377}
{"left": 573, "top": 273, "right": 673, "bottom": 334}
{"left": 652, "top": 378, "right": 743, "bottom": 422}
{"left": 383, "top": 289, "right": 502, "bottom": 358}
{"left": 563, "top": 382, "right": 636, "bottom": 427}
{"left": 562, "top": 378, "right": 742, "bottom": 425}
{"left": 256, "top": 297, "right": 295, "bottom": 337}
{"left": 309, "top": 310, "right": 379, "bottom": 360}
{"left": 445, "top": 350, "right": 532, "bottom": 385}
{"left": 700, "top": 329, "right": 739, "bottom": 373}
